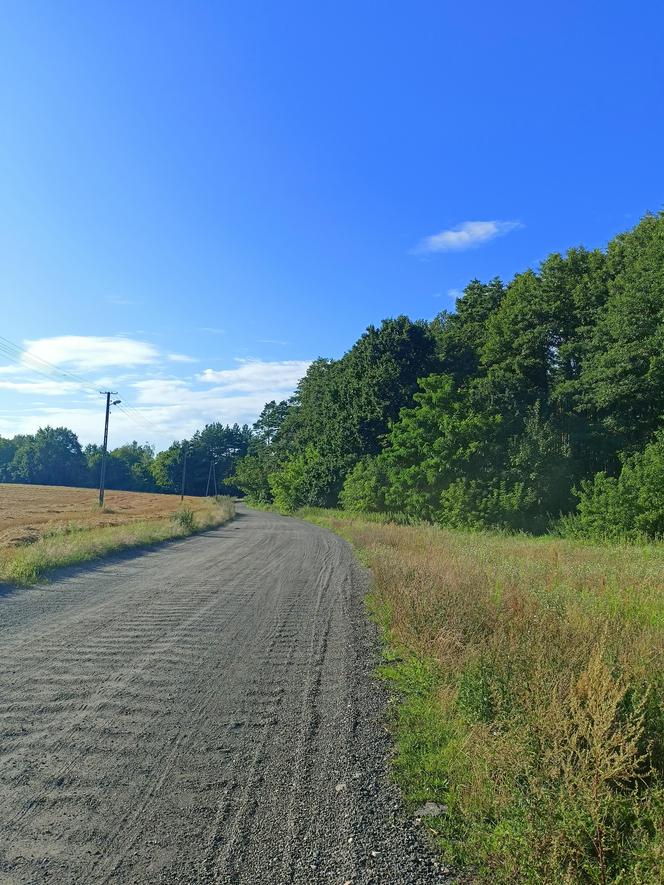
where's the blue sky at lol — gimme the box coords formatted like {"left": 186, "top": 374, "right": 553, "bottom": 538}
{"left": 1, "top": 1, "right": 662, "bottom": 450}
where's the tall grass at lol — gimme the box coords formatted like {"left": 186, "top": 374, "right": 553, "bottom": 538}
{"left": 0, "top": 496, "right": 235, "bottom": 586}
{"left": 302, "top": 509, "right": 664, "bottom": 883}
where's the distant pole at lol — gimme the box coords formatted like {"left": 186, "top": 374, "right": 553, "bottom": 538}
{"left": 205, "top": 459, "right": 213, "bottom": 497}
{"left": 180, "top": 443, "right": 188, "bottom": 502}
{"left": 212, "top": 459, "right": 218, "bottom": 497}
{"left": 98, "top": 391, "right": 120, "bottom": 507}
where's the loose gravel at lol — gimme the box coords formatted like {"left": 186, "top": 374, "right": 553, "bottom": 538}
{"left": 0, "top": 506, "right": 454, "bottom": 884}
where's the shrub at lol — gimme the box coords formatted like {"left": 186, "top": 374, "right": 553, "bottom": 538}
{"left": 339, "top": 456, "right": 389, "bottom": 512}
{"left": 573, "top": 431, "right": 664, "bottom": 540}
{"left": 172, "top": 506, "right": 196, "bottom": 532}
{"left": 269, "top": 446, "right": 344, "bottom": 512}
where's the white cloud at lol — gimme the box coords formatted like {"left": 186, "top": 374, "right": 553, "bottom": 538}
{"left": 132, "top": 379, "right": 191, "bottom": 402}
{"left": 24, "top": 336, "right": 160, "bottom": 371}
{"left": 0, "top": 341, "right": 312, "bottom": 450}
{"left": 167, "top": 353, "right": 198, "bottom": 363}
{"left": 416, "top": 220, "right": 523, "bottom": 253}
{"left": 0, "top": 379, "right": 83, "bottom": 396}
{"left": 197, "top": 359, "right": 311, "bottom": 393}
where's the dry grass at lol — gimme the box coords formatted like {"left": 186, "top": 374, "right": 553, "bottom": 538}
{"left": 302, "top": 510, "right": 664, "bottom": 883}
{"left": 0, "top": 484, "right": 235, "bottom": 585}
{"left": 0, "top": 483, "right": 216, "bottom": 547}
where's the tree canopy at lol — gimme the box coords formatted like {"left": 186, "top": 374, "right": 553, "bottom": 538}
{"left": 0, "top": 422, "right": 251, "bottom": 498}
{"left": 233, "top": 211, "right": 664, "bottom": 539}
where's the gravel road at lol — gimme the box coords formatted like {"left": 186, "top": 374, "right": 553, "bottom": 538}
{"left": 0, "top": 506, "right": 452, "bottom": 884}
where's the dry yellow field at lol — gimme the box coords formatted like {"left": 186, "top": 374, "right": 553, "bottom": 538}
{"left": 0, "top": 483, "right": 212, "bottom": 548}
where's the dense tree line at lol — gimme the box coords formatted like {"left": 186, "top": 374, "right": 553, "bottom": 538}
{"left": 0, "top": 422, "right": 251, "bottom": 497}
{"left": 233, "top": 212, "right": 664, "bottom": 539}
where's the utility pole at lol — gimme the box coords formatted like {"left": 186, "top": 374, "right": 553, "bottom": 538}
{"left": 99, "top": 391, "right": 120, "bottom": 507}
{"left": 180, "top": 443, "right": 188, "bottom": 502}
{"left": 205, "top": 458, "right": 214, "bottom": 497}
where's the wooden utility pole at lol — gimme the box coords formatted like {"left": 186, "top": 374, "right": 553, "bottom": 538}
{"left": 180, "top": 443, "right": 188, "bottom": 501}
{"left": 99, "top": 391, "right": 120, "bottom": 507}
{"left": 205, "top": 458, "right": 214, "bottom": 497}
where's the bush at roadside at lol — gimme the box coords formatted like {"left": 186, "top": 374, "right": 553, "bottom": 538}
{"left": 567, "top": 432, "right": 664, "bottom": 541}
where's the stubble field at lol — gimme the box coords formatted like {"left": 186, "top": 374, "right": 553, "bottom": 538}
{"left": 0, "top": 483, "right": 213, "bottom": 547}
{"left": 0, "top": 483, "right": 234, "bottom": 584}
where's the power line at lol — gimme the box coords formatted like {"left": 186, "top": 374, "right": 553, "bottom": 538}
{"left": 119, "top": 402, "right": 162, "bottom": 429}
{"left": 0, "top": 342, "right": 92, "bottom": 392}
{"left": 0, "top": 333, "right": 188, "bottom": 449}
{"left": 0, "top": 335, "right": 99, "bottom": 394}
{"left": 115, "top": 404, "right": 163, "bottom": 436}
{"left": 0, "top": 335, "right": 92, "bottom": 387}
{"left": 0, "top": 333, "right": 167, "bottom": 439}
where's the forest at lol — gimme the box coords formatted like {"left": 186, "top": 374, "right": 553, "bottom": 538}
{"left": 233, "top": 211, "right": 664, "bottom": 540}
{"left": 0, "top": 422, "right": 250, "bottom": 498}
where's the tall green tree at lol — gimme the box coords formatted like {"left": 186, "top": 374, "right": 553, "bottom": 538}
{"left": 255, "top": 316, "right": 442, "bottom": 505}
{"left": 580, "top": 212, "right": 664, "bottom": 459}
{"left": 86, "top": 441, "right": 156, "bottom": 492}
{"left": 151, "top": 423, "right": 251, "bottom": 495}
{"left": 9, "top": 427, "right": 87, "bottom": 487}
{"left": 434, "top": 278, "right": 505, "bottom": 383}
{"left": 0, "top": 437, "right": 19, "bottom": 482}
{"left": 231, "top": 401, "right": 290, "bottom": 503}
{"left": 228, "top": 210, "right": 664, "bottom": 538}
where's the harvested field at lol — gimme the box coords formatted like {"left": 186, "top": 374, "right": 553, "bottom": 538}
{"left": 0, "top": 484, "right": 234, "bottom": 585}
{"left": 0, "top": 483, "right": 212, "bottom": 548}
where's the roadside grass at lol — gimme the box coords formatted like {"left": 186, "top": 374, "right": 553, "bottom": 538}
{"left": 300, "top": 508, "right": 664, "bottom": 884}
{"left": 0, "top": 496, "right": 235, "bottom": 586}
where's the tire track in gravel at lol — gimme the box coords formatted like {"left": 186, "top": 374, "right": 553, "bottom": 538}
{"left": 0, "top": 506, "right": 453, "bottom": 884}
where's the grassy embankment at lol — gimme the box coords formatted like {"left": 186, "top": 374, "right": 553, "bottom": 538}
{"left": 301, "top": 509, "right": 664, "bottom": 884}
{"left": 0, "top": 483, "right": 235, "bottom": 585}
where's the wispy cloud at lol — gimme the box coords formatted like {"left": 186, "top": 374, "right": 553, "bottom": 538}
{"left": 197, "top": 359, "right": 311, "bottom": 393}
{"left": 415, "top": 220, "right": 523, "bottom": 254}
{"left": 0, "top": 339, "right": 312, "bottom": 450}
{"left": 0, "top": 379, "right": 83, "bottom": 396}
{"left": 199, "top": 327, "right": 226, "bottom": 335}
{"left": 25, "top": 336, "right": 160, "bottom": 371}
{"left": 167, "top": 353, "right": 198, "bottom": 363}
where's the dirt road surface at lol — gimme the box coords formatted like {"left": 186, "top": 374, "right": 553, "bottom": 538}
{"left": 0, "top": 507, "right": 450, "bottom": 884}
